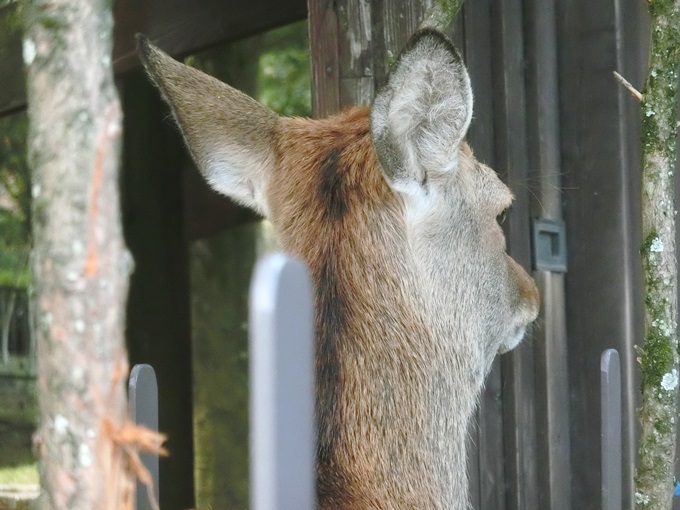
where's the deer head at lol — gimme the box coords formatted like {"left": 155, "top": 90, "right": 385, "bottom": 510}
{"left": 138, "top": 30, "right": 539, "bottom": 509}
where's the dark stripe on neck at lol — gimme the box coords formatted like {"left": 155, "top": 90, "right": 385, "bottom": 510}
{"left": 318, "top": 147, "right": 348, "bottom": 221}
{"left": 315, "top": 247, "right": 351, "bottom": 506}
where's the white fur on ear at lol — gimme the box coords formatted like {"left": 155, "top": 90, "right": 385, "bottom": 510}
{"left": 138, "top": 35, "right": 278, "bottom": 215}
{"left": 371, "top": 30, "right": 473, "bottom": 195}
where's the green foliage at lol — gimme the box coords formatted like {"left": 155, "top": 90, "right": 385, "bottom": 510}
{"left": 649, "top": 0, "right": 680, "bottom": 18}
{"left": 435, "top": 0, "right": 465, "bottom": 20}
{"left": 0, "top": 463, "right": 38, "bottom": 485}
{"left": 0, "top": 214, "right": 29, "bottom": 287}
{"left": 638, "top": 230, "right": 675, "bottom": 388}
{"left": 257, "top": 21, "right": 311, "bottom": 117}
{"left": 0, "top": 1, "right": 22, "bottom": 41}
{"left": 0, "top": 112, "right": 30, "bottom": 288}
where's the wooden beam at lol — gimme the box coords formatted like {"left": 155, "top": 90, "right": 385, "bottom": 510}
{"left": 556, "top": 0, "right": 647, "bottom": 506}
{"left": 122, "top": 72, "right": 195, "bottom": 510}
{"left": 522, "top": 0, "right": 572, "bottom": 508}
{"left": 0, "top": 5, "right": 24, "bottom": 115}
{"left": 0, "top": 0, "right": 306, "bottom": 116}
{"left": 488, "top": 0, "right": 540, "bottom": 508}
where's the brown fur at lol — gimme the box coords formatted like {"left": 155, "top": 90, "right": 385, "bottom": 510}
{"left": 138, "top": 31, "right": 540, "bottom": 509}
{"left": 269, "top": 108, "right": 439, "bottom": 507}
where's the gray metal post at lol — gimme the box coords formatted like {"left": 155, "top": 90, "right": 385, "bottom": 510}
{"left": 601, "top": 349, "right": 622, "bottom": 510}
{"left": 249, "top": 253, "right": 316, "bottom": 510}
{"left": 129, "top": 363, "right": 160, "bottom": 510}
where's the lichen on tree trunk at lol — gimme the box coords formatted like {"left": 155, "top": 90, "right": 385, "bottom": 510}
{"left": 635, "top": 1, "right": 680, "bottom": 508}
{"left": 23, "top": 0, "right": 136, "bottom": 508}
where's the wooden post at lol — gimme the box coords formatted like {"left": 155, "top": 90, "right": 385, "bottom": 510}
{"left": 249, "top": 254, "right": 315, "bottom": 510}
{"left": 523, "top": 0, "right": 572, "bottom": 507}
{"left": 308, "top": 0, "right": 440, "bottom": 117}
{"left": 601, "top": 349, "right": 622, "bottom": 510}
{"left": 129, "top": 365, "right": 160, "bottom": 510}
{"left": 121, "top": 71, "right": 195, "bottom": 510}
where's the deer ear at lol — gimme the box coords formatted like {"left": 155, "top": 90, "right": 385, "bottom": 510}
{"left": 370, "top": 30, "right": 472, "bottom": 196}
{"left": 137, "top": 35, "right": 278, "bottom": 215}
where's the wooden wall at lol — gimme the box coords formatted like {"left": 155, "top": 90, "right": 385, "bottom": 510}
{"left": 309, "top": 1, "right": 648, "bottom": 508}
{"left": 557, "top": 0, "right": 648, "bottom": 507}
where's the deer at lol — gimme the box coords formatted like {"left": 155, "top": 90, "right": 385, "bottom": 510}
{"left": 138, "top": 28, "right": 539, "bottom": 509}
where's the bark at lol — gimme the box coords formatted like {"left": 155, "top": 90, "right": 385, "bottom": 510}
{"left": 23, "top": 0, "right": 135, "bottom": 508}
{"left": 635, "top": 1, "right": 680, "bottom": 508}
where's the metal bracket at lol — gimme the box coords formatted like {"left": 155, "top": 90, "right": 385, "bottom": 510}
{"left": 532, "top": 218, "right": 567, "bottom": 273}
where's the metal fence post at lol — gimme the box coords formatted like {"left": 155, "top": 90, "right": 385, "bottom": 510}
{"left": 249, "top": 253, "right": 316, "bottom": 510}
{"left": 601, "top": 349, "right": 622, "bottom": 510}
{"left": 129, "top": 363, "right": 160, "bottom": 510}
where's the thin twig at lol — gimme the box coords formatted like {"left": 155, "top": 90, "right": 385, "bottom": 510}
{"left": 613, "top": 70, "right": 644, "bottom": 102}
{"left": 103, "top": 418, "right": 168, "bottom": 510}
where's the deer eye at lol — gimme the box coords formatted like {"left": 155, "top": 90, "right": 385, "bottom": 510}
{"left": 497, "top": 208, "right": 509, "bottom": 225}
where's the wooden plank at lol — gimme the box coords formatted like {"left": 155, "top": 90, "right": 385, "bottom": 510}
{"left": 476, "top": 360, "right": 506, "bottom": 510}
{"left": 113, "top": 0, "right": 306, "bottom": 72}
{"left": 489, "top": 1, "right": 539, "bottom": 509}
{"left": 533, "top": 273, "right": 571, "bottom": 507}
{"left": 463, "top": 0, "right": 495, "bottom": 168}
{"left": 466, "top": 421, "right": 482, "bottom": 510}
{"left": 379, "top": 0, "right": 429, "bottom": 60}
{"left": 0, "top": 0, "right": 306, "bottom": 116}
{"left": 308, "top": 0, "right": 341, "bottom": 117}
{"left": 249, "top": 254, "right": 316, "bottom": 510}
{"left": 371, "top": 0, "right": 434, "bottom": 87}
{"left": 336, "top": 0, "right": 375, "bottom": 107}
{"left": 522, "top": 0, "right": 572, "bottom": 508}
{"left": 555, "top": 0, "right": 645, "bottom": 506}
{"left": 129, "top": 364, "right": 160, "bottom": 510}
{"left": 601, "top": 350, "right": 622, "bottom": 510}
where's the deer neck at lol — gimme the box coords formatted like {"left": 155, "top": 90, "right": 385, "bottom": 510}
{"left": 268, "top": 108, "right": 481, "bottom": 509}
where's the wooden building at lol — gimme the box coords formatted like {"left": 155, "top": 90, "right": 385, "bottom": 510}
{"left": 0, "top": 0, "right": 662, "bottom": 508}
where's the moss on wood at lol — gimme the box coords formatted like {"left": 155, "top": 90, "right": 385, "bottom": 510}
{"left": 635, "top": 1, "right": 680, "bottom": 508}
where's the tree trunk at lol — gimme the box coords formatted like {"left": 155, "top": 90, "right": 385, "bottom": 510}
{"left": 24, "top": 0, "right": 134, "bottom": 508}
{"left": 635, "top": 1, "right": 680, "bottom": 508}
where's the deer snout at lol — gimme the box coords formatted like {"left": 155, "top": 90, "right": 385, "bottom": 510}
{"left": 499, "top": 256, "right": 540, "bottom": 353}
{"left": 515, "top": 259, "right": 540, "bottom": 320}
